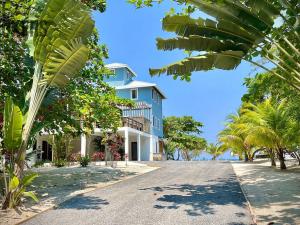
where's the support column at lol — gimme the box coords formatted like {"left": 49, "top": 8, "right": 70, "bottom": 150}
{"left": 125, "top": 128, "right": 129, "bottom": 161}
{"left": 80, "top": 133, "right": 86, "bottom": 156}
{"left": 36, "top": 136, "right": 43, "bottom": 161}
{"left": 149, "top": 135, "right": 154, "bottom": 161}
{"left": 137, "top": 134, "right": 141, "bottom": 161}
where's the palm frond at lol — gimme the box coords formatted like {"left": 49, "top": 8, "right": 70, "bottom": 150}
{"left": 150, "top": 51, "right": 244, "bottom": 76}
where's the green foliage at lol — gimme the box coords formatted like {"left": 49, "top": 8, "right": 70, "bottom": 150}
{"left": 32, "top": 160, "right": 46, "bottom": 168}
{"left": 218, "top": 111, "right": 255, "bottom": 161}
{"left": 80, "top": 0, "right": 106, "bottom": 12}
{"left": 163, "top": 116, "right": 206, "bottom": 160}
{"left": 242, "top": 99, "right": 300, "bottom": 151}
{"left": 53, "top": 159, "right": 67, "bottom": 167}
{"left": 3, "top": 98, "right": 23, "bottom": 152}
{"left": 20, "top": 0, "right": 95, "bottom": 160}
{"left": 3, "top": 172, "right": 39, "bottom": 209}
{"left": 205, "top": 143, "right": 226, "bottom": 160}
{"left": 130, "top": 0, "right": 300, "bottom": 91}
{"left": 79, "top": 155, "right": 90, "bottom": 167}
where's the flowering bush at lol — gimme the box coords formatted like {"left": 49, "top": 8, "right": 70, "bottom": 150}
{"left": 68, "top": 153, "right": 81, "bottom": 162}
{"left": 92, "top": 152, "right": 105, "bottom": 161}
{"left": 113, "top": 152, "right": 121, "bottom": 161}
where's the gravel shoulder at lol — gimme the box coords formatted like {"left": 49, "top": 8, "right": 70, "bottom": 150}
{"left": 0, "top": 162, "right": 157, "bottom": 225}
{"left": 232, "top": 159, "right": 300, "bottom": 225}
{"left": 22, "top": 161, "right": 254, "bottom": 225}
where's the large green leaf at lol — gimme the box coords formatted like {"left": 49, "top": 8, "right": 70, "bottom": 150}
{"left": 9, "top": 176, "right": 20, "bottom": 191}
{"left": 156, "top": 35, "right": 250, "bottom": 53}
{"left": 150, "top": 51, "right": 244, "bottom": 76}
{"left": 162, "top": 15, "right": 259, "bottom": 44}
{"left": 3, "top": 98, "right": 23, "bottom": 151}
{"left": 188, "top": 0, "right": 276, "bottom": 32}
{"left": 41, "top": 38, "right": 89, "bottom": 87}
{"left": 22, "top": 173, "right": 39, "bottom": 187}
{"left": 33, "top": 0, "right": 93, "bottom": 65}
{"left": 23, "top": 191, "right": 39, "bottom": 202}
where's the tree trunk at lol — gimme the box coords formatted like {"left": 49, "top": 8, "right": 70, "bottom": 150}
{"left": 277, "top": 149, "right": 286, "bottom": 170}
{"left": 267, "top": 148, "right": 276, "bottom": 167}
{"left": 176, "top": 150, "right": 180, "bottom": 160}
{"left": 248, "top": 153, "right": 253, "bottom": 162}
{"left": 1, "top": 191, "right": 11, "bottom": 210}
{"left": 271, "top": 157, "right": 276, "bottom": 167}
{"left": 244, "top": 152, "right": 249, "bottom": 162}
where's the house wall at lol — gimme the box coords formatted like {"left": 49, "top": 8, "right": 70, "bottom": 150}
{"left": 103, "top": 67, "right": 133, "bottom": 86}
{"left": 141, "top": 137, "right": 150, "bottom": 161}
{"left": 104, "top": 66, "right": 164, "bottom": 138}
{"left": 116, "top": 87, "right": 163, "bottom": 138}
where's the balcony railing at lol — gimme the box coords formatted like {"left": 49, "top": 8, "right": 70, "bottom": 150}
{"left": 122, "top": 117, "right": 144, "bottom": 132}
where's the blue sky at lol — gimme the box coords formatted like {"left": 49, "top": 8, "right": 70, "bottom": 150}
{"left": 93, "top": 0, "right": 253, "bottom": 144}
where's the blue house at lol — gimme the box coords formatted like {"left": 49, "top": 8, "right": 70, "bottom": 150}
{"left": 102, "top": 63, "right": 166, "bottom": 161}
{"left": 35, "top": 63, "right": 166, "bottom": 162}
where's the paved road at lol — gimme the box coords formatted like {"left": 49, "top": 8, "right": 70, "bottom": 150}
{"left": 23, "top": 161, "right": 254, "bottom": 225}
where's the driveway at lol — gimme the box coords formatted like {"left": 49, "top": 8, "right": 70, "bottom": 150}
{"left": 22, "top": 161, "right": 254, "bottom": 225}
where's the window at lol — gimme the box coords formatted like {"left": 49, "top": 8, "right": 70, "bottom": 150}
{"left": 126, "top": 70, "right": 131, "bottom": 80}
{"left": 131, "top": 89, "right": 138, "bottom": 100}
{"left": 152, "top": 89, "right": 160, "bottom": 103}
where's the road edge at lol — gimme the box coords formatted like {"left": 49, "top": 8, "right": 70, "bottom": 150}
{"left": 230, "top": 162, "right": 257, "bottom": 225}
{"left": 16, "top": 166, "right": 160, "bottom": 225}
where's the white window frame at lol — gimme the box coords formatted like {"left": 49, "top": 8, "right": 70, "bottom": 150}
{"left": 131, "top": 88, "right": 138, "bottom": 100}
{"left": 126, "top": 69, "right": 131, "bottom": 80}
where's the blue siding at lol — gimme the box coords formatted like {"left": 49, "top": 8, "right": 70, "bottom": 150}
{"left": 105, "top": 67, "right": 164, "bottom": 138}
{"left": 104, "top": 68, "right": 133, "bottom": 86}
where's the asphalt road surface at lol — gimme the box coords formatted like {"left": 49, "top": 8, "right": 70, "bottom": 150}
{"left": 23, "top": 161, "right": 254, "bottom": 225}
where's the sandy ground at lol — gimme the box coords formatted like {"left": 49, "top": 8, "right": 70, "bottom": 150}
{"left": 232, "top": 159, "right": 300, "bottom": 225}
{"left": 0, "top": 162, "right": 158, "bottom": 225}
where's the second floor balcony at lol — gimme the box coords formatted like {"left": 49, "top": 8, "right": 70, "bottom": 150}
{"left": 120, "top": 101, "right": 152, "bottom": 133}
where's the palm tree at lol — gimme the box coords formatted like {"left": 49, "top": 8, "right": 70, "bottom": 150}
{"left": 241, "top": 99, "right": 300, "bottom": 169}
{"left": 218, "top": 112, "right": 254, "bottom": 161}
{"left": 149, "top": 1, "right": 300, "bottom": 91}
{"left": 205, "top": 143, "right": 226, "bottom": 160}
{"left": 15, "top": 0, "right": 94, "bottom": 174}
{"left": 2, "top": 0, "right": 95, "bottom": 209}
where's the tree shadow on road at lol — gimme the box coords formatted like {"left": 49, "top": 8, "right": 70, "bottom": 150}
{"left": 139, "top": 175, "right": 249, "bottom": 217}
{"left": 58, "top": 195, "right": 109, "bottom": 210}
{"left": 233, "top": 162, "right": 300, "bottom": 224}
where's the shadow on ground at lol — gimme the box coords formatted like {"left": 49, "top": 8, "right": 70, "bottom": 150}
{"left": 58, "top": 195, "right": 109, "bottom": 210}
{"left": 26, "top": 166, "right": 136, "bottom": 207}
{"left": 233, "top": 161, "right": 300, "bottom": 224}
{"left": 140, "top": 175, "right": 248, "bottom": 217}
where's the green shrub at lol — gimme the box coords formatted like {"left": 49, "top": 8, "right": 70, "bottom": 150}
{"left": 2, "top": 173, "right": 39, "bottom": 209}
{"left": 79, "top": 156, "right": 90, "bottom": 167}
{"left": 33, "top": 160, "right": 46, "bottom": 168}
{"left": 53, "top": 159, "right": 66, "bottom": 168}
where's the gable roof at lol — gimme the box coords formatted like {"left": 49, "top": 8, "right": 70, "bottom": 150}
{"left": 115, "top": 80, "right": 166, "bottom": 99}
{"left": 105, "top": 63, "right": 137, "bottom": 77}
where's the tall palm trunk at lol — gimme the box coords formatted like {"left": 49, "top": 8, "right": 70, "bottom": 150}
{"left": 268, "top": 148, "right": 276, "bottom": 167}
{"left": 277, "top": 148, "right": 286, "bottom": 170}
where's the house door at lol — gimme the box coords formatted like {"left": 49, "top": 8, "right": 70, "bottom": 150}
{"left": 131, "top": 142, "right": 137, "bottom": 161}
{"left": 42, "top": 141, "right": 52, "bottom": 161}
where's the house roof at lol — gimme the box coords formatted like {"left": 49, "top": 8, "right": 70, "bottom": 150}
{"left": 105, "top": 63, "right": 137, "bottom": 77}
{"left": 115, "top": 80, "right": 166, "bottom": 99}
